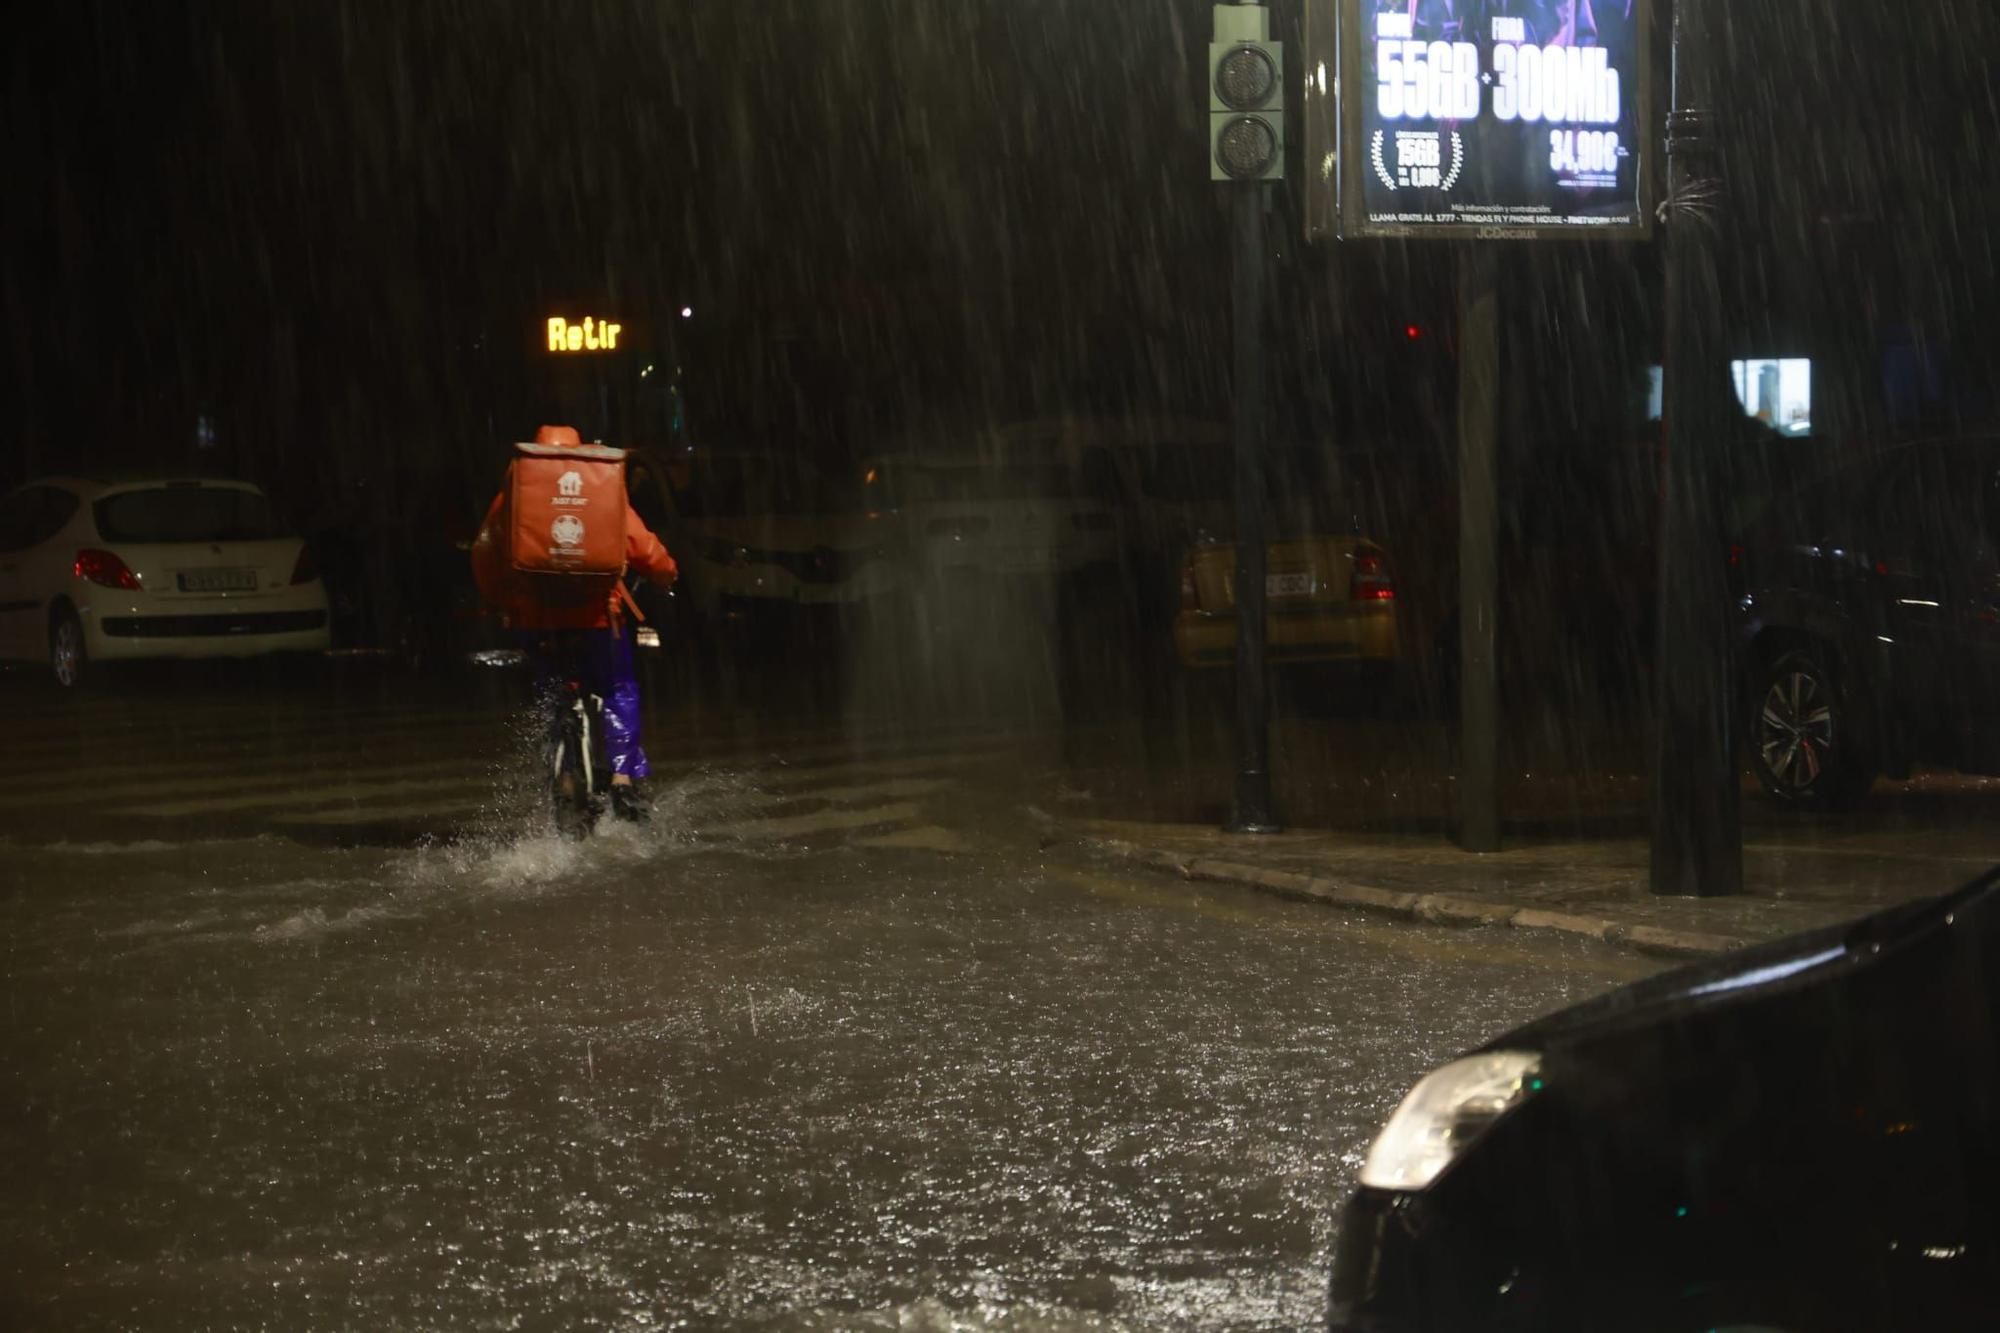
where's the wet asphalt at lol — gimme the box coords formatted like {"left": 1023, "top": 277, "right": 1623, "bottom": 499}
{"left": 0, "top": 665, "right": 1650, "bottom": 1329}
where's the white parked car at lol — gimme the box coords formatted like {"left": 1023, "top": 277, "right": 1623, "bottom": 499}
{"left": 857, "top": 418, "right": 1122, "bottom": 584}
{"left": 0, "top": 476, "right": 331, "bottom": 685}
{"left": 623, "top": 446, "right": 906, "bottom": 621}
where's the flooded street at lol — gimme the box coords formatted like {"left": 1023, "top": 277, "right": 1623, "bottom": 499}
{"left": 0, "top": 679, "right": 1644, "bottom": 1329}
{"left": 9, "top": 2, "right": 2000, "bottom": 1325}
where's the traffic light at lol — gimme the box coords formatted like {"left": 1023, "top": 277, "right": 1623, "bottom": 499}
{"left": 1210, "top": 5, "right": 1283, "bottom": 181}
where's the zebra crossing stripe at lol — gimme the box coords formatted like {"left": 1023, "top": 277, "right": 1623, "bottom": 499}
{"left": 852, "top": 826, "right": 972, "bottom": 853}
{"left": 279, "top": 799, "right": 502, "bottom": 827}
{"left": 1, "top": 730, "right": 1012, "bottom": 813}
{"left": 126, "top": 772, "right": 498, "bottom": 818}
{"left": 682, "top": 775, "right": 955, "bottom": 819}
{"left": 707, "top": 752, "right": 997, "bottom": 793}
{"left": 0, "top": 706, "right": 496, "bottom": 759}
{"left": 1, "top": 701, "right": 1014, "bottom": 764}
{"left": 112, "top": 753, "right": 979, "bottom": 821}
{"left": 0, "top": 724, "right": 971, "bottom": 792}
{"left": 1, "top": 704, "right": 1021, "bottom": 844}
{"left": 270, "top": 775, "right": 959, "bottom": 829}
{"left": 284, "top": 772, "right": 960, "bottom": 836}
{"left": 702, "top": 800, "right": 924, "bottom": 841}
{"left": 0, "top": 756, "right": 480, "bottom": 811}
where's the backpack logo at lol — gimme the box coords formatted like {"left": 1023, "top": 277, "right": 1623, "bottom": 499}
{"left": 557, "top": 470, "right": 583, "bottom": 497}
{"left": 551, "top": 515, "right": 586, "bottom": 548}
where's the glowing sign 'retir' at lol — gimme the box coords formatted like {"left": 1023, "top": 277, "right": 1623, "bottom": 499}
{"left": 547, "top": 316, "right": 623, "bottom": 353}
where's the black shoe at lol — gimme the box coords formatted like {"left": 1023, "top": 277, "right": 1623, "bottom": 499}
{"left": 610, "top": 783, "right": 651, "bottom": 825}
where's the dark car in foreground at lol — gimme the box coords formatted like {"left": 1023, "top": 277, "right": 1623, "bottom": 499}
{"left": 1328, "top": 867, "right": 2000, "bottom": 1332}
{"left": 1735, "top": 435, "right": 2000, "bottom": 807}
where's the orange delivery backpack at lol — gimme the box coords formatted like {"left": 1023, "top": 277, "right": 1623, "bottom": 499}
{"left": 500, "top": 437, "right": 631, "bottom": 611}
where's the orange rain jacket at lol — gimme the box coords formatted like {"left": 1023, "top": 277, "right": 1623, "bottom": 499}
{"left": 470, "top": 426, "right": 679, "bottom": 632}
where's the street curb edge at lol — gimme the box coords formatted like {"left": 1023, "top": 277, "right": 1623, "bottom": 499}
{"left": 1083, "top": 836, "right": 1744, "bottom": 959}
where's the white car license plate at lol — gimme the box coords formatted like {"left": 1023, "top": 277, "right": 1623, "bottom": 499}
{"left": 177, "top": 568, "right": 258, "bottom": 593}
{"left": 1266, "top": 572, "right": 1311, "bottom": 597}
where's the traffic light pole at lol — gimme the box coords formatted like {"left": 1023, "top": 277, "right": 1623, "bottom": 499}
{"left": 1650, "top": 0, "right": 1743, "bottom": 896}
{"left": 1227, "top": 178, "right": 1279, "bottom": 834}
{"left": 1455, "top": 244, "right": 1501, "bottom": 852}
{"left": 1207, "top": 0, "right": 1281, "bottom": 834}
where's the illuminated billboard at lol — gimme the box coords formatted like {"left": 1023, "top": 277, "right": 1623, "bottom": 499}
{"left": 1303, "top": 2, "right": 1653, "bottom": 241}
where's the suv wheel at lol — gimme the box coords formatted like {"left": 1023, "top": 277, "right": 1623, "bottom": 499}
{"left": 1750, "top": 645, "right": 1872, "bottom": 809}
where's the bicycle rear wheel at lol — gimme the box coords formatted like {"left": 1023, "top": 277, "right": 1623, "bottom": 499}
{"left": 549, "top": 692, "right": 606, "bottom": 839}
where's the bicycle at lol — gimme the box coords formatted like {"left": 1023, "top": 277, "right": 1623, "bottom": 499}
{"left": 547, "top": 676, "right": 612, "bottom": 840}
{"left": 536, "top": 611, "right": 664, "bottom": 840}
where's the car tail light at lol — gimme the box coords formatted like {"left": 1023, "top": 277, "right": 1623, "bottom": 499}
{"left": 290, "top": 545, "right": 320, "bottom": 585}
{"left": 1180, "top": 560, "right": 1200, "bottom": 611}
{"left": 75, "top": 548, "right": 141, "bottom": 590}
{"left": 1350, "top": 552, "right": 1395, "bottom": 601}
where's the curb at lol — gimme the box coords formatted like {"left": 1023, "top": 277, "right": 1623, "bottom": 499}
{"left": 1085, "top": 838, "right": 1752, "bottom": 959}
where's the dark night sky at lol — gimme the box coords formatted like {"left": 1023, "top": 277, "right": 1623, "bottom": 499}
{"left": 8, "top": 2, "right": 2000, "bottom": 524}
{"left": 4, "top": 1, "right": 1239, "bottom": 502}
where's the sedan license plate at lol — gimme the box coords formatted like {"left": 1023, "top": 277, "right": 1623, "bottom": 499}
{"left": 177, "top": 568, "right": 259, "bottom": 593}
{"left": 1266, "top": 571, "right": 1312, "bottom": 598}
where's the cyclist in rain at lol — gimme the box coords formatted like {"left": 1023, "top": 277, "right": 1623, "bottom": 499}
{"left": 471, "top": 424, "right": 679, "bottom": 824}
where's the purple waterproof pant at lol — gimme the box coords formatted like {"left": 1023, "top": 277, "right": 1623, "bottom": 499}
{"left": 524, "top": 626, "right": 650, "bottom": 778}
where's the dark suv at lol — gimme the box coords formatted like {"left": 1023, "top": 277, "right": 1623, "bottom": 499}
{"left": 1735, "top": 436, "right": 2000, "bottom": 807}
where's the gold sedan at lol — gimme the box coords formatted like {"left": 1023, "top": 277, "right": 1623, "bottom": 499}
{"left": 1172, "top": 536, "right": 1401, "bottom": 668}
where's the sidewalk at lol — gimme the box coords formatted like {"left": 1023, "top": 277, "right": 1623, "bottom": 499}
{"left": 1063, "top": 812, "right": 1998, "bottom": 957}
{"left": 1045, "top": 707, "right": 2000, "bottom": 958}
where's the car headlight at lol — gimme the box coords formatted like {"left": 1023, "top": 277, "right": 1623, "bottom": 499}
{"left": 1358, "top": 1051, "right": 1542, "bottom": 1191}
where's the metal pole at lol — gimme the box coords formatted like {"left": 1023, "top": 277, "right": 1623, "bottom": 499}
{"left": 1650, "top": 0, "right": 1743, "bottom": 896}
{"left": 1227, "top": 179, "right": 1279, "bottom": 834}
{"left": 1456, "top": 244, "right": 1501, "bottom": 852}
